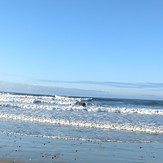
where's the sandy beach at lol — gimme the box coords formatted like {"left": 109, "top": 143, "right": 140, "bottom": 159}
{"left": 0, "top": 132, "right": 163, "bottom": 163}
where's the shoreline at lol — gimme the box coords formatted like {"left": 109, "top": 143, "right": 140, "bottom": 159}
{"left": 0, "top": 132, "right": 163, "bottom": 163}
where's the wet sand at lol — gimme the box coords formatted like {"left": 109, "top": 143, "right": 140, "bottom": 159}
{"left": 0, "top": 133, "right": 163, "bottom": 163}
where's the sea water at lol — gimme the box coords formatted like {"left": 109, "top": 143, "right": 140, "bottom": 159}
{"left": 0, "top": 92, "right": 163, "bottom": 143}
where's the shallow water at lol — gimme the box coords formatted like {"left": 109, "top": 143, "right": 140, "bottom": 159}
{"left": 0, "top": 92, "right": 163, "bottom": 143}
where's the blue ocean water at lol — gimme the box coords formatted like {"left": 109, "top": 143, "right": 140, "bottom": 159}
{"left": 0, "top": 92, "right": 163, "bottom": 143}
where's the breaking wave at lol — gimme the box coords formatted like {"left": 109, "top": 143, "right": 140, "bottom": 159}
{"left": 1, "top": 92, "right": 163, "bottom": 143}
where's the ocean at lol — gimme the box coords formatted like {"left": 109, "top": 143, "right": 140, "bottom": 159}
{"left": 0, "top": 92, "right": 163, "bottom": 143}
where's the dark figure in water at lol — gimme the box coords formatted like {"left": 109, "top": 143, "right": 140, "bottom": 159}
{"left": 75, "top": 102, "right": 86, "bottom": 107}
{"left": 82, "top": 102, "right": 86, "bottom": 107}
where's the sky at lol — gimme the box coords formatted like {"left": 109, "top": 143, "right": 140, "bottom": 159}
{"left": 0, "top": 0, "right": 163, "bottom": 99}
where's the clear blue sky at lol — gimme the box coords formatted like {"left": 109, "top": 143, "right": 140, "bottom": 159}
{"left": 0, "top": 0, "right": 163, "bottom": 99}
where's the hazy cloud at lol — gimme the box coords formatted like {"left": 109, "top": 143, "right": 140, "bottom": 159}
{"left": 0, "top": 81, "right": 110, "bottom": 97}
{"left": 37, "top": 80, "right": 163, "bottom": 89}
{"left": 0, "top": 80, "right": 163, "bottom": 100}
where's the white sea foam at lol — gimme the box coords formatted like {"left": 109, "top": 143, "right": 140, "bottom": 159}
{"left": 0, "top": 112, "right": 163, "bottom": 135}
{"left": 36, "top": 105, "right": 163, "bottom": 116}
{"left": 90, "top": 106, "right": 163, "bottom": 115}
{"left": 1, "top": 100, "right": 163, "bottom": 116}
